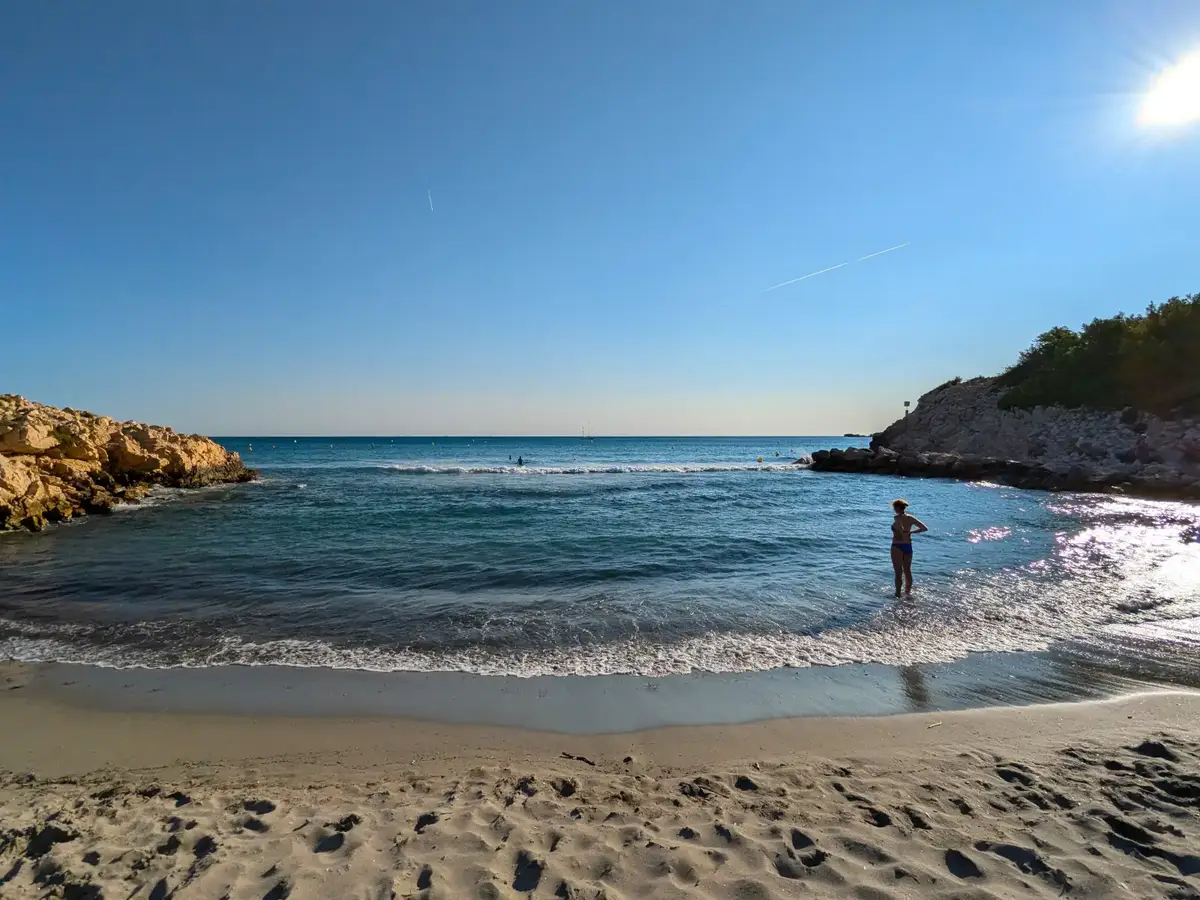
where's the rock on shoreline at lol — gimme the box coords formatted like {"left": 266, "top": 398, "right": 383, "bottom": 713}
{"left": 808, "top": 446, "right": 1200, "bottom": 498}
{"left": 810, "top": 377, "right": 1200, "bottom": 500}
{"left": 0, "top": 395, "right": 256, "bottom": 531}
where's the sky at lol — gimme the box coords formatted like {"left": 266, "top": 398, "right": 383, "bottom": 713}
{"left": 2, "top": 1, "right": 1198, "bottom": 435}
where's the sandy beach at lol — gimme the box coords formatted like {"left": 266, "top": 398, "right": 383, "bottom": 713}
{"left": 3, "top": 663, "right": 1199, "bottom": 900}
{"left": 7, "top": 1, "right": 1200, "bottom": 897}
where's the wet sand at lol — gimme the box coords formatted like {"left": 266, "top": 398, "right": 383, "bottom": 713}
{"left": 7, "top": 634, "right": 1195, "bottom": 735}
{"left": 2, "top": 663, "right": 1200, "bottom": 899}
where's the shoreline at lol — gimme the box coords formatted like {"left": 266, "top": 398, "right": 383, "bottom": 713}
{"left": 809, "top": 445, "right": 1200, "bottom": 502}
{"left": 1, "top": 395, "right": 256, "bottom": 533}
{"left": 3, "top": 659, "right": 1198, "bottom": 778}
{"left": 5, "top": 632, "right": 1198, "bottom": 735}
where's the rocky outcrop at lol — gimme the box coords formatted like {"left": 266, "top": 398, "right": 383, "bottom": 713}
{"left": 809, "top": 377, "right": 1200, "bottom": 499}
{"left": 0, "top": 395, "right": 255, "bottom": 531}
{"left": 808, "top": 446, "right": 1200, "bottom": 498}
{"left": 873, "top": 377, "right": 1200, "bottom": 472}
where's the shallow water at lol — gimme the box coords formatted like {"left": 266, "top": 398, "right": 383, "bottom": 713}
{"left": 2, "top": 436, "right": 1199, "bottom": 684}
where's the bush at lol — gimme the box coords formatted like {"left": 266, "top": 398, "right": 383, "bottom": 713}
{"left": 997, "top": 294, "right": 1200, "bottom": 418}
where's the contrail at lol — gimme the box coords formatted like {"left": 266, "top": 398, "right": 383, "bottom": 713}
{"left": 763, "top": 262, "right": 848, "bottom": 293}
{"left": 857, "top": 242, "right": 909, "bottom": 262}
{"left": 428, "top": 190, "right": 434, "bottom": 212}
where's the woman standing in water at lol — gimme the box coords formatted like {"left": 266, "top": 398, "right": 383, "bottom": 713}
{"left": 890, "top": 498, "right": 928, "bottom": 597}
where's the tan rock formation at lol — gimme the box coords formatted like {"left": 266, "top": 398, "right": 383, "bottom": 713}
{"left": 0, "top": 395, "right": 255, "bottom": 531}
{"left": 874, "top": 376, "right": 1200, "bottom": 486}
{"left": 806, "top": 376, "right": 1200, "bottom": 498}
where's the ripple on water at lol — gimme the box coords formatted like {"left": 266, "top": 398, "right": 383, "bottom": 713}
{"left": 0, "top": 437, "right": 1198, "bottom": 681}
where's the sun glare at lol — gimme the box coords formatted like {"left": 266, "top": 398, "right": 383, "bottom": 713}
{"left": 1139, "top": 51, "right": 1200, "bottom": 127}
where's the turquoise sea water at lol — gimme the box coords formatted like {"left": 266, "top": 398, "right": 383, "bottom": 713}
{"left": 2, "top": 436, "right": 1199, "bottom": 682}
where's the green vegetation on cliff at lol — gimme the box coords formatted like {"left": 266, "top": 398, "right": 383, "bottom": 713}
{"left": 997, "top": 293, "right": 1200, "bottom": 418}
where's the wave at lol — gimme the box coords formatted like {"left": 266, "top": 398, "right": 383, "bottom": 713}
{"left": 8, "top": 601, "right": 1195, "bottom": 678}
{"left": 383, "top": 461, "right": 810, "bottom": 476}
{"left": 0, "top": 624, "right": 1010, "bottom": 677}
{"left": 109, "top": 485, "right": 190, "bottom": 512}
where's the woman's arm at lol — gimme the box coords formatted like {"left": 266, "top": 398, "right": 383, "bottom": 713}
{"left": 909, "top": 516, "right": 929, "bottom": 534}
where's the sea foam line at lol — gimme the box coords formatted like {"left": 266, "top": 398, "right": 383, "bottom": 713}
{"left": 0, "top": 604, "right": 1111, "bottom": 678}
{"left": 382, "top": 462, "right": 809, "bottom": 476}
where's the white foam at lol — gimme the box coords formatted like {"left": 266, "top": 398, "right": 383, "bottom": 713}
{"left": 111, "top": 481, "right": 241, "bottom": 512}
{"left": 383, "top": 462, "right": 809, "bottom": 476}
{"left": 0, "top": 601, "right": 1090, "bottom": 678}
{"left": 110, "top": 486, "right": 187, "bottom": 512}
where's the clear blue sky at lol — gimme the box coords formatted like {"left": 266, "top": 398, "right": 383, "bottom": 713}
{"left": 3, "top": 1, "right": 1197, "bottom": 435}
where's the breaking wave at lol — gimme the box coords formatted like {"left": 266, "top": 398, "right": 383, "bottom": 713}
{"left": 383, "top": 462, "right": 808, "bottom": 476}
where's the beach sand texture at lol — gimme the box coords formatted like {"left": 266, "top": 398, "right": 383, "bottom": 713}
{"left": 2, "top": 686, "right": 1200, "bottom": 899}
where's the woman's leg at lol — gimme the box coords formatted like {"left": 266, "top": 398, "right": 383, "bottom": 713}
{"left": 891, "top": 547, "right": 904, "bottom": 596}
{"left": 903, "top": 552, "right": 914, "bottom": 594}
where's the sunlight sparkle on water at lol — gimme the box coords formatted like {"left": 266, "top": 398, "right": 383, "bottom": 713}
{"left": 1139, "top": 51, "right": 1200, "bottom": 127}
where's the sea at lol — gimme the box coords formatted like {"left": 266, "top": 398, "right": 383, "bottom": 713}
{"left": 2, "top": 436, "right": 1200, "bottom": 717}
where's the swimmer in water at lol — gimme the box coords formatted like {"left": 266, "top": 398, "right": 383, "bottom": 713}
{"left": 517, "top": 456, "right": 524, "bottom": 466}
{"left": 890, "top": 498, "right": 928, "bottom": 597}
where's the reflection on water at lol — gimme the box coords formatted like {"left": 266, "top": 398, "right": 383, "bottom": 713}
{"left": 899, "top": 666, "right": 931, "bottom": 711}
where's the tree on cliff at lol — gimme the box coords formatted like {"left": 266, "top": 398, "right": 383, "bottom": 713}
{"left": 997, "top": 293, "right": 1200, "bottom": 418}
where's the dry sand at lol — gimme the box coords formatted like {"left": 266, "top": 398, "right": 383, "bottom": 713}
{"left": 2, "top": 664, "right": 1199, "bottom": 900}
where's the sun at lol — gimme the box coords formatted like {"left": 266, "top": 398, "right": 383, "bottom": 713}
{"left": 1139, "top": 51, "right": 1200, "bottom": 128}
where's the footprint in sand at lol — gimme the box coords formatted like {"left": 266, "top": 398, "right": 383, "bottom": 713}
{"left": 799, "top": 849, "right": 828, "bottom": 868}
{"left": 944, "top": 848, "right": 984, "bottom": 879}
{"left": 840, "top": 837, "right": 894, "bottom": 865}
{"left": 313, "top": 832, "right": 344, "bottom": 853}
{"left": 773, "top": 855, "right": 807, "bottom": 879}
{"left": 23, "top": 825, "right": 77, "bottom": 858}
{"left": 416, "top": 864, "right": 432, "bottom": 890}
{"left": 903, "top": 805, "right": 932, "bottom": 829}
{"left": 312, "top": 812, "right": 361, "bottom": 853}
{"left": 327, "top": 813, "right": 361, "bottom": 832}
{"left": 512, "top": 850, "right": 544, "bottom": 892}
{"left": 1132, "top": 740, "right": 1180, "bottom": 762}
{"left": 790, "top": 828, "right": 814, "bottom": 850}
{"left": 551, "top": 778, "right": 577, "bottom": 798}
{"left": 714, "top": 823, "right": 738, "bottom": 843}
{"left": 861, "top": 806, "right": 892, "bottom": 827}
{"left": 976, "top": 840, "right": 1071, "bottom": 890}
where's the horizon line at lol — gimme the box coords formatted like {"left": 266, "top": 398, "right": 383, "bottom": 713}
{"left": 211, "top": 433, "right": 875, "bottom": 440}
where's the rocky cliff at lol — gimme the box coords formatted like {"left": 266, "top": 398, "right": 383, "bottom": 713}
{"left": 875, "top": 377, "right": 1200, "bottom": 485}
{"left": 0, "top": 395, "right": 255, "bottom": 531}
{"left": 807, "top": 377, "right": 1200, "bottom": 498}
